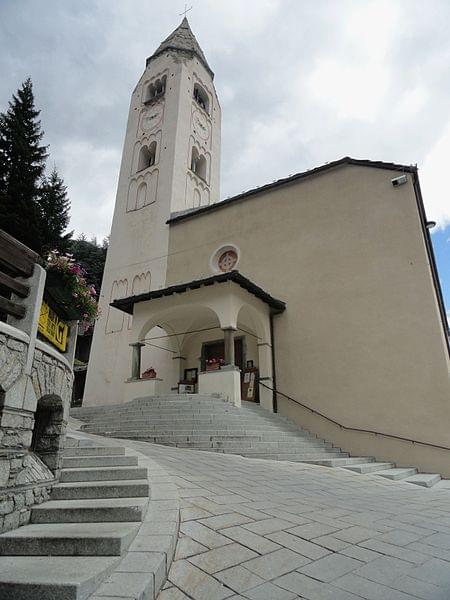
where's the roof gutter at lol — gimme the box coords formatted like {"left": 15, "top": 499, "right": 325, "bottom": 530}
{"left": 411, "top": 167, "right": 450, "bottom": 357}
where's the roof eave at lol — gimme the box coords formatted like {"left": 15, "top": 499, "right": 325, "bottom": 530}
{"left": 146, "top": 47, "right": 214, "bottom": 79}
{"left": 111, "top": 271, "right": 286, "bottom": 315}
{"left": 167, "top": 156, "right": 416, "bottom": 226}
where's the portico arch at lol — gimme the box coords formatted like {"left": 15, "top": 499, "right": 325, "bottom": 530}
{"left": 111, "top": 271, "right": 286, "bottom": 407}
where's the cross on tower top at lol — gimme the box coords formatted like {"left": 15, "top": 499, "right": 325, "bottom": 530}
{"left": 179, "top": 3, "right": 193, "bottom": 18}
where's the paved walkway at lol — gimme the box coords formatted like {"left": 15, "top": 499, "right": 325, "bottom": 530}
{"left": 122, "top": 440, "right": 450, "bottom": 600}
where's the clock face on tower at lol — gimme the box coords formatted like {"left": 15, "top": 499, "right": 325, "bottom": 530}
{"left": 193, "top": 109, "right": 210, "bottom": 141}
{"left": 141, "top": 105, "right": 163, "bottom": 132}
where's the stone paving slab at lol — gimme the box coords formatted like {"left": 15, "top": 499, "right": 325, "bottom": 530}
{"left": 76, "top": 436, "right": 450, "bottom": 600}
{"left": 189, "top": 542, "right": 258, "bottom": 574}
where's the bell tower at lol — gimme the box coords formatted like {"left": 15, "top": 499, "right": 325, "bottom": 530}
{"left": 84, "top": 19, "right": 221, "bottom": 406}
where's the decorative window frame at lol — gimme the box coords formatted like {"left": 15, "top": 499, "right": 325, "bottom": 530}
{"left": 209, "top": 244, "right": 241, "bottom": 274}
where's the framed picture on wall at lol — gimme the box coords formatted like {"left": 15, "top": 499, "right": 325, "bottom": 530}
{"left": 184, "top": 368, "right": 198, "bottom": 383}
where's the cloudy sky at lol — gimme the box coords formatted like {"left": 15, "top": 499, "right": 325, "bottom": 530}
{"left": 1, "top": 0, "right": 449, "bottom": 310}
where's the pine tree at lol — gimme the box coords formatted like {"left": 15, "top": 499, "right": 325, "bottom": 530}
{"left": 38, "top": 167, "right": 72, "bottom": 253}
{"left": 69, "top": 235, "right": 108, "bottom": 295}
{"left": 0, "top": 78, "right": 48, "bottom": 251}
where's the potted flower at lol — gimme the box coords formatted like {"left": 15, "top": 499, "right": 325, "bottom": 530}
{"left": 142, "top": 367, "right": 157, "bottom": 380}
{"left": 205, "top": 358, "right": 224, "bottom": 371}
{"left": 45, "top": 250, "right": 99, "bottom": 330}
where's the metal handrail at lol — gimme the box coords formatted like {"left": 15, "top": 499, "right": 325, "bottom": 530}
{"left": 258, "top": 381, "right": 450, "bottom": 452}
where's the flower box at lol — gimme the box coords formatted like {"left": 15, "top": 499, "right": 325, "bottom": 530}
{"left": 45, "top": 270, "right": 84, "bottom": 321}
{"left": 44, "top": 251, "right": 99, "bottom": 330}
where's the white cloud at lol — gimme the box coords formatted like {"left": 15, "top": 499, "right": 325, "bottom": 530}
{"left": 307, "top": 59, "right": 389, "bottom": 121}
{"left": 420, "top": 120, "right": 450, "bottom": 229}
{"left": 2, "top": 0, "right": 450, "bottom": 237}
{"left": 56, "top": 140, "right": 121, "bottom": 240}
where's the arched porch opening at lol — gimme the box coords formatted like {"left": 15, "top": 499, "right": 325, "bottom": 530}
{"left": 112, "top": 271, "right": 285, "bottom": 408}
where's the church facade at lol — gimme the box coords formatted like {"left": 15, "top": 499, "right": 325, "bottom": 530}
{"left": 85, "top": 19, "right": 450, "bottom": 477}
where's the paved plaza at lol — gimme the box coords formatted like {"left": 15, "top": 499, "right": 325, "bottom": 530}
{"left": 117, "top": 440, "right": 450, "bottom": 600}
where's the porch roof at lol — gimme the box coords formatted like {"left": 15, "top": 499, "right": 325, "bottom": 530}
{"left": 111, "top": 270, "right": 286, "bottom": 315}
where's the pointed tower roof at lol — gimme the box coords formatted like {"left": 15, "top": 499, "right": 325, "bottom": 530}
{"left": 146, "top": 18, "right": 214, "bottom": 78}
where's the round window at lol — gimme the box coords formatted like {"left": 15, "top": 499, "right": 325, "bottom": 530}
{"left": 210, "top": 244, "right": 240, "bottom": 274}
{"left": 218, "top": 250, "right": 238, "bottom": 272}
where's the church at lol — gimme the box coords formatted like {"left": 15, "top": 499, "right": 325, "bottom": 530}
{"left": 84, "top": 18, "right": 450, "bottom": 478}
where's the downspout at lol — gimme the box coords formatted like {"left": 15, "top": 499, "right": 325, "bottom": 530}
{"left": 269, "top": 311, "right": 278, "bottom": 413}
{"left": 412, "top": 168, "right": 450, "bottom": 357}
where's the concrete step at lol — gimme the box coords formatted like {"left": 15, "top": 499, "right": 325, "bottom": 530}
{"left": 62, "top": 455, "right": 138, "bottom": 468}
{"left": 31, "top": 497, "right": 149, "bottom": 523}
{"left": 222, "top": 448, "right": 348, "bottom": 459}
{"left": 93, "top": 431, "right": 316, "bottom": 442}
{"left": 51, "top": 479, "right": 150, "bottom": 500}
{"left": 403, "top": 473, "right": 442, "bottom": 488}
{"left": 98, "top": 426, "right": 308, "bottom": 434}
{"left": 60, "top": 466, "right": 147, "bottom": 483}
{"left": 429, "top": 480, "right": 450, "bottom": 490}
{"left": 303, "top": 457, "right": 375, "bottom": 467}
{"left": 63, "top": 447, "right": 126, "bottom": 457}
{"left": 237, "top": 452, "right": 349, "bottom": 461}
{"left": 0, "top": 522, "right": 139, "bottom": 556}
{"left": 343, "top": 462, "right": 395, "bottom": 474}
{"left": 65, "top": 437, "right": 81, "bottom": 448}
{"left": 374, "top": 467, "right": 418, "bottom": 481}
{"left": 0, "top": 555, "right": 118, "bottom": 600}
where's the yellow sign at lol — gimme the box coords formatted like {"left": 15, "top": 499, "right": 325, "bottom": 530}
{"left": 38, "top": 301, "right": 69, "bottom": 352}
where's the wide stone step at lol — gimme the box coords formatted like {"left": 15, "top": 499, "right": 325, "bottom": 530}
{"left": 343, "top": 462, "right": 395, "bottom": 474}
{"left": 65, "top": 437, "right": 82, "bottom": 448}
{"left": 60, "top": 466, "right": 147, "bottom": 483}
{"left": 302, "top": 457, "right": 375, "bottom": 467}
{"left": 374, "top": 467, "right": 418, "bottom": 480}
{"left": 82, "top": 423, "right": 307, "bottom": 434}
{"left": 63, "top": 447, "right": 126, "bottom": 457}
{"left": 0, "top": 555, "right": 118, "bottom": 600}
{"left": 224, "top": 446, "right": 343, "bottom": 454}
{"left": 31, "top": 497, "right": 149, "bottom": 524}
{"left": 62, "top": 455, "right": 138, "bottom": 468}
{"left": 51, "top": 479, "right": 149, "bottom": 500}
{"left": 90, "top": 431, "right": 316, "bottom": 442}
{"left": 0, "top": 522, "right": 139, "bottom": 556}
{"left": 210, "top": 440, "right": 334, "bottom": 449}
{"left": 237, "top": 452, "right": 349, "bottom": 461}
{"left": 403, "top": 473, "right": 442, "bottom": 488}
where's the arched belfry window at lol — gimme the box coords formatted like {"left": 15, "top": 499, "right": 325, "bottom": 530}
{"left": 144, "top": 76, "right": 166, "bottom": 104}
{"left": 193, "top": 84, "right": 209, "bottom": 114}
{"left": 190, "top": 147, "right": 207, "bottom": 181}
{"left": 137, "top": 141, "right": 157, "bottom": 172}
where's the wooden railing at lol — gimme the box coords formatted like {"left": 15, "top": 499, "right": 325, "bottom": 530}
{"left": 0, "top": 229, "right": 40, "bottom": 321}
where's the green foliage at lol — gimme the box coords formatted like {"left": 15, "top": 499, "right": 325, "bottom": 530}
{"left": 46, "top": 250, "right": 99, "bottom": 329}
{"left": 0, "top": 78, "right": 108, "bottom": 294}
{"left": 68, "top": 235, "right": 108, "bottom": 294}
{"left": 39, "top": 167, "right": 72, "bottom": 254}
{"left": 0, "top": 78, "right": 48, "bottom": 251}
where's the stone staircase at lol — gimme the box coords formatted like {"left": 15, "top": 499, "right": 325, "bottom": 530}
{"left": 72, "top": 394, "right": 443, "bottom": 489}
{"left": 0, "top": 437, "right": 150, "bottom": 600}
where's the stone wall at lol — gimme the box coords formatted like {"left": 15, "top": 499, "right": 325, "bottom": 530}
{"left": 0, "top": 321, "right": 74, "bottom": 533}
{"left": 0, "top": 451, "right": 53, "bottom": 532}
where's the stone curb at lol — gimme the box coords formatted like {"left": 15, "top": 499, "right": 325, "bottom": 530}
{"left": 67, "top": 425, "right": 180, "bottom": 600}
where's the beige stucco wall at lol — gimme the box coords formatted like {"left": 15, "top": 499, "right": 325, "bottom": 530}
{"left": 166, "top": 163, "right": 450, "bottom": 476}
